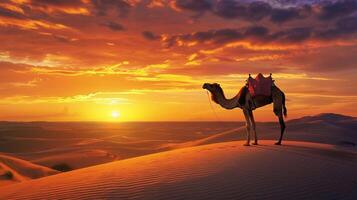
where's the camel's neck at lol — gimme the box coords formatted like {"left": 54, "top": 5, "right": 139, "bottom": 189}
{"left": 210, "top": 89, "right": 240, "bottom": 110}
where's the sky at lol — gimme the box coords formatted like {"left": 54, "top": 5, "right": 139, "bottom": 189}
{"left": 0, "top": 0, "right": 356, "bottom": 121}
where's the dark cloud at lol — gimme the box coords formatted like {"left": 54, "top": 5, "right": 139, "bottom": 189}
{"left": 171, "top": 0, "right": 315, "bottom": 23}
{"left": 318, "top": 0, "right": 357, "bottom": 20}
{"left": 164, "top": 29, "right": 245, "bottom": 47}
{"left": 164, "top": 20, "right": 357, "bottom": 48}
{"left": 53, "top": 35, "right": 73, "bottom": 43}
{"left": 0, "top": 7, "right": 26, "bottom": 19}
{"left": 213, "top": 0, "right": 247, "bottom": 19}
{"left": 31, "top": 0, "right": 84, "bottom": 7}
{"left": 272, "top": 27, "right": 312, "bottom": 42}
{"left": 215, "top": 2, "right": 311, "bottom": 23}
{"left": 91, "top": 0, "right": 132, "bottom": 17}
{"left": 105, "top": 21, "right": 125, "bottom": 31}
{"left": 171, "top": 0, "right": 312, "bottom": 23}
{"left": 206, "top": 29, "right": 243, "bottom": 44}
{"left": 247, "top": 1, "right": 273, "bottom": 21}
{"left": 174, "top": 0, "right": 212, "bottom": 12}
{"left": 270, "top": 8, "right": 301, "bottom": 23}
{"left": 213, "top": 0, "right": 272, "bottom": 21}
{"left": 336, "top": 16, "right": 357, "bottom": 34}
{"left": 170, "top": 0, "right": 357, "bottom": 24}
{"left": 142, "top": 31, "right": 161, "bottom": 40}
{"left": 164, "top": 26, "right": 314, "bottom": 47}
{"left": 244, "top": 26, "right": 269, "bottom": 38}
{"left": 315, "top": 16, "right": 357, "bottom": 39}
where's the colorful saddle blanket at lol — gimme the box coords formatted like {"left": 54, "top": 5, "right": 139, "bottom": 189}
{"left": 247, "top": 73, "right": 273, "bottom": 97}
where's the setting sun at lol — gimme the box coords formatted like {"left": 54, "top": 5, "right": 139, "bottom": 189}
{"left": 111, "top": 111, "right": 120, "bottom": 119}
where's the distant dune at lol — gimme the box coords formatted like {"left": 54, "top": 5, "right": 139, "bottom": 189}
{"left": 162, "top": 113, "right": 357, "bottom": 150}
{"left": 1, "top": 140, "right": 356, "bottom": 199}
{"left": 0, "top": 154, "right": 58, "bottom": 186}
{"left": 288, "top": 113, "right": 355, "bottom": 124}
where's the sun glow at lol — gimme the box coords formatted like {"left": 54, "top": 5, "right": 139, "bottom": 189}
{"left": 111, "top": 111, "right": 120, "bottom": 119}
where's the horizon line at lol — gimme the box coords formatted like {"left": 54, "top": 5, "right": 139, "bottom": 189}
{"left": 0, "top": 113, "right": 354, "bottom": 123}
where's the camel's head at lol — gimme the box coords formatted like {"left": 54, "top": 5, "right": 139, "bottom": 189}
{"left": 203, "top": 83, "right": 223, "bottom": 104}
{"left": 202, "top": 83, "right": 221, "bottom": 93}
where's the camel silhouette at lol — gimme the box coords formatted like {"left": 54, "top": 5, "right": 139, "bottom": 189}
{"left": 203, "top": 74, "right": 287, "bottom": 146}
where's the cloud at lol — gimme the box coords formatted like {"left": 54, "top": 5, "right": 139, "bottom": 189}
{"left": 163, "top": 21, "right": 357, "bottom": 48}
{"left": 31, "top": 0, "right": 85, "bottom": 7}
{"left": 0, "top": 1, "right": 80, "bottom": 30}
{"left": 245, "top": 1, "right": 272, "bottom": 21}
{"left": 0, "top": 61, "right": 31, "bottom": 73}
{"left": 170, "top": 0, "right": 357, "bottom": 25}
{"left": 8, "top": 78, "right": 41, "bottom": 88}
{"left": 316, "top": 16, "right": 357, "bottom": 39}
{"left": 142, "top": 31, "right": 161, "bottom": 40}
{"left": 272, "top": 27, "right": 312, "bottom": 43}
{"left": 213, "top": 0, "right": 271, "bottom": 21}
{"left": 336, "top": 16, "right": 357, "bottom": 34}
{"left": 0, "top": 6, "right": 25, "bottom": 19}
{"left": 163, "top": 28, "right": 241, "bottom": 48}
{"left": 12, "top": 0, "right": 90, "bottom": 15}
{"left": 288, "top": 45, "right": 357, "bottom": 72}
{"left": 104, "top": 21, "right": 125, "bottom": 31}
{"left": 244, "top": 26, "right": 269, "bottom": 37}
{"left": 91, "top": 0, "right": 132, "bottom": 17}
{"left": 162, "top": 26, "right": 298, "bottom": 47}
{"left": 318, "top": 0, "right": 357, "bottom": 20}
{"left": 0, "top": 92, "right": 130, "bottom": 105}
{"left": 270, "top": 6, "right": 311, "bottom": 23}
{"left": 170, "top": 0, "right": 314, "bottom": 23}
{"left": 147, "top": 0, "right": 165, "bottom": 8}
{"left": 172, "top": 0, "right": 212, "bottom": 12}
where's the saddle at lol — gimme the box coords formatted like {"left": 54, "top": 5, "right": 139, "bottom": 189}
{"left": 247, "top": 73, "right": 273, "bottom": 98}
{"left": 237, "top": 73, "right": 274, "bottom": 109}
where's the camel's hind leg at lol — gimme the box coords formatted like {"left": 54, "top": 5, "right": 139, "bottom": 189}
{"left": 248, "top": 110, "right": 258, "bottom": 145}
{"left": 272, "top": 88, "right": 286, "bottom": 145}
{"left": 275, "top": 114, "right": 285, "bottom": 145}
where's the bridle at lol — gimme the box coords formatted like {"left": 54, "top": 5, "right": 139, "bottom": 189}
{"left": 206, "top": 90, "right": 222, "bottom": 122}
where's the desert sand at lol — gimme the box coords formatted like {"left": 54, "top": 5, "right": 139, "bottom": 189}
{"left": 0, "top": 140, "right": 356, "bottom": 199}
{"left": 0, "top": 154, "right": 58, "bottom": 186}
{"left": 0, "top": 113, "right": 356, "bottom": 199}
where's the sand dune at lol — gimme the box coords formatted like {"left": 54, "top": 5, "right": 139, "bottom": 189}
{"left": 27, "top": 138, "right": 167, "bottom": 169}
{"left": 0, "top": 154, "right": 59, "bottom": 186}
{"left": 31, "top": 149, "right": 117, "bottom": 170}
{"left": 6, "top": 136, "right": 168, "bottom": 170}
{"left": 0, "top": 113, "right": 356, "bottom": 197}
{"left": 1, "top": 113, "right": 356, "bottom": 173}
{"left": 161, "top": 127, "right": 244, "bottom": 149}
{"left": 1, "top": 140, "right": 356, "bottom": 200}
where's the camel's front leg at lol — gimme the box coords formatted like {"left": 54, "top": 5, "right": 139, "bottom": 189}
{"left": 243, "top": 109, "right": 251, "bottom": 146}
{"left": 249, "top": 110, "right": 258, "bottom": 145}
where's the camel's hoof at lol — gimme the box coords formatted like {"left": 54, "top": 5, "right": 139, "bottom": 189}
{"left": 252, "top": 142, "right": 258, "bottom": 145}
{"left": 275, "top": 142, "right": 281, "bottom": 145}
{"left": 243, "top": 143, "right": 250, "bottom": 146}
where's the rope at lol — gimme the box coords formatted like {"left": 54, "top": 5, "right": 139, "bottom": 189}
{"left": 206, "top": 91, "right": 222, "bottom": 122}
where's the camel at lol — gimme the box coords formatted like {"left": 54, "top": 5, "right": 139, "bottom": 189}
{"left": 202, "top": 74, "right": 287, "bottom": 146}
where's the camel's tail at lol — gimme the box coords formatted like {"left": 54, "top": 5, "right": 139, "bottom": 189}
{"left": 282, "top": 92, "right": 287, "bottom": 118}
